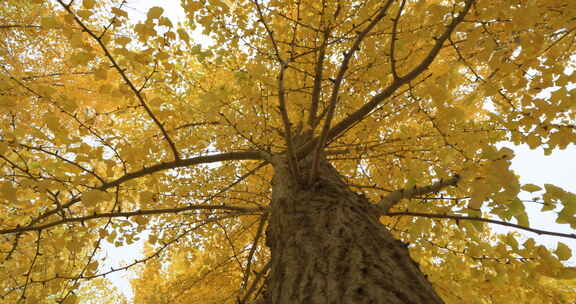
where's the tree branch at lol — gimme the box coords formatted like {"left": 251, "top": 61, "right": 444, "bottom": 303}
{"left": 325, "top": 0, "right": 475, "bottom": 144}
{"left": 252, "top": 0, "right": 282, "bottom": 61}
{"left": 242, "top": 214, "right": 268, "bottom": 290}
{"left": 377, "top": 175, "right": 460, "bottom": 213}
{"left": 308, "top": 28, "right": 330, "bottom": 129}
{"left": 4, "top": 140, "right": 106, "bottom": 185}
{"left": 309, "top": 0, "right": 395, "bottom": 184}
{"left": 385, "top": 211, "right": 576, "bottom": 240}
{"left": 251, "top": 0, "right": 298, "bottom": 174}
{"left": 0, "top": 204, "right": 265, "bottom": 235}
{"left": 389, "top": 0, "right": 406, "bottom": 80}
{"left": 20, "top": 151, "right": 267, "bottom": 230}
{"left": 56, "top": 0, "right": 181, "bottom": 160}
{"left": 0, "top": 24, "right": 40, "bottom": 30}
{"left": 240, "top": 261, "right": 271, "bottom": 304}
{"left": 277, "top": 61, "right": 299, "bottom": 176}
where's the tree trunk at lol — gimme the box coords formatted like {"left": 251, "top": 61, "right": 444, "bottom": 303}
{"left": 263, "top": 157, "right": 444, "bottom": 304}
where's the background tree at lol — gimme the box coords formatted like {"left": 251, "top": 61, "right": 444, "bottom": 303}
{"left": 1, "top": 0, "right": 576, "bottom": 303}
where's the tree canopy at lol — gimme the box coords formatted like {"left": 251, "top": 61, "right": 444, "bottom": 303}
{"left": 1, "top": 0, "right": 575, "bottom": 303}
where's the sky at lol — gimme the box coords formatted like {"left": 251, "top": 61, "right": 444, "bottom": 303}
{"left": 94, "top": 0, "right": 576, "bottom": 300}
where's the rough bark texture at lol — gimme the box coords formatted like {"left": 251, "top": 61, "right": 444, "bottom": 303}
{"left": 263, "top": 157, "right": 444, "bottom": 303}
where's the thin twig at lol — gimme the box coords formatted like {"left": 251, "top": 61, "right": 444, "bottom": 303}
{"left": 240, "top": 262, "right": 271, "bottom": 303}
{"left": 242, "top": 214, "right": 268, "bottom": 290}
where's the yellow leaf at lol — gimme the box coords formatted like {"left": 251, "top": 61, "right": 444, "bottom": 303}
{"left": 139, "top": 191, "right": 155, "bottom": 205}
{"left": 94, "top": 67, "right": 107, "bottom": 80}
{"left": 147, "top": 6, "right": 164, "bottom": 20}
{"left": 40, "top": 17, "right": 59, "bottom": 29}
{"left": 555, "top": 242, "right": 572, "bottom": 261}
{"left": 70, "top": 33, "right": 84, "bottom": 48}
{"left": 521, "top": 184, "right": 541, "bottom": 193}
{"left": 82, "top": 0, "right": 95, "bottom": 9}
{"left": 134, "top": 216, "right": 149, "bottom": 226}
{"left": 86, "top": 261, "right": 99, "bottom": 274}
{"left": 111, "top": 7, "right": 128, "bottom": 18}
{"left": 98, "top": 229, "right": 108, "bottom": 238}
{"left": 116, "top": 36, "right": 131, "bottom": 46}
{"left": 148, "top": 234, "right": 157, "bottom": 244}
{"left": 77, "top": 9, "right": 93, "bottom": 19}
{"left": 556, "top": 267, "right": 576, "bottom": 280}
{"left": 62, "top": 293, "right": 79, "bottom": 304}
{"left": 45, "top": 113, "right": 60, "bottom": 131}
{"left": 70, "top": 52, "right": 93, "bottom": 67}
{"left": 504, "top": 233, "right": 519, "bottom": 250}
{"left": 0, "top": 182, "right": 17, "bottom": 201}
{"left": 177, "top": 28, "right": 190, "bottom": 44}
{"left": 81, "top": 190, "right": 109, "bottom": 207}
{"left": 159, "top": 17, "right": 173, "bottom": 27}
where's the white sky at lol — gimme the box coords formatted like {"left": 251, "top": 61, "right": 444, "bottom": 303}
{"left": 496, "top": 144, "right": 576, "bottom": 263}
{"left": 95, "top": 0, "right": 576, "bottom": 301}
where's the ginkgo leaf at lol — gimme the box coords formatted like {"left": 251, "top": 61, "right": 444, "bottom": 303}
{"left": 86, "top": 261, "right": 99, "bottom": 274}
{"left": 504, "top": 233, "right": 519, "bottom": 250}
{"left": 0, "top": 182, "right": 17, "bottom": 201}
{"left": 76, "top": 10, "right": 93, "bottom": 19}
{"left": 82, "top": 0, "right": 95, "bottom": 9}
{"left": 147, "top": 7, "right": 164, "bottom": 20}
{"left": 70, "top": 52, "right": 93, "bottom": 66}
{"left": 62, "top": 293, "right": 79, "bottom": 304}
{"left": 94, "top": 67, "right": 108, "bottom": 80}
{"left": 555, "top": 242, "right": 572, "bottom": 261}
{"left": 521, "top": 184, "right": 541, "bottom": 193}
{"left": 140, "top": 191, "right": 155, "bottom": 205}
{"left": 556, "top": 267, "right": 576, "bottom": 280}
{"left": 40, "top": 17, "right": 59, "bottom": 29}
{"left": 81, "top": 190, "right": 108, "bottom": 207}
{"left": 111, "top": 7, "right": 128, "bottom": 18}
{"left": 177, "top": 28, "right": 190, "bottom": 43}
{"left": 116, "top": 36, "right": 131, "bottom": 46}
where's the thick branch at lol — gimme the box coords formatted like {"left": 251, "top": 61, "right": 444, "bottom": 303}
{"left": 326, "top": 0, "right": 475, "bottom": 143}
{"left": 0, "top": 205, "right": 265, "bottom": 235}
{"left": 308, "top": 29, "right": 330, "bottom": 129}
{"left": 377, "top": 175, "right": 460, "bottom": 214}
{"left": 277, "top": 62, "right": 298, "bottom": 175}
{"left": 22, "top": 151, "right": 267, "bottom": 229}
{"left": 389, "top": 0, "right": 406, "bottom": 80}
{"left": 309, "top": 1, "right": 394, "bottom": 183}
{"left": 386, "top": 211, "right": 576, "bottom": 240}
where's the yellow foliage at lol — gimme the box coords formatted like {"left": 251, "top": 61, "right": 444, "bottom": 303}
{"left": 0, "top": 0, "right": 575, "bottom": 303}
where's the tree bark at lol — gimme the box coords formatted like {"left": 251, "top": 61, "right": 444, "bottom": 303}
{"left": 263, "top": 157, "right": 444, "bottom": 303}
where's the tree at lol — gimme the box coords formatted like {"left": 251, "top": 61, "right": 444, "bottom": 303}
{"left": 1, "top": 0, "right": 575, "bottom": 302}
